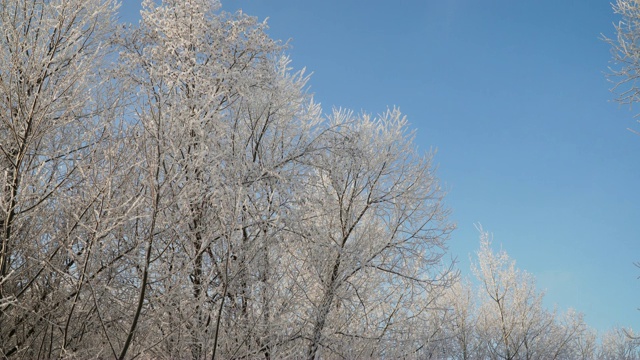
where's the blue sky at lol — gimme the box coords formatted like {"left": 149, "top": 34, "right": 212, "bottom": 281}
{"left": 118, "top": 1, "right": 640, "bottom": 333}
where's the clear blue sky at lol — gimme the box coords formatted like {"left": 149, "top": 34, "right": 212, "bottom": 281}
{"left": 118, "top": 1, "right": 640, "bottom": 333}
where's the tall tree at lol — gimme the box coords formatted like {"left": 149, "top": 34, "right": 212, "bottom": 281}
{"left": 0, "top": 1, "right": 457, "bottom": 358}
{"left": 0, "top": 0, "right": 122, "bottom": 357}
{"left": 118, "top": 0, "right": 322, "bottom": 358}
{"left": 293, "top": 109, "right": 454, "bottom": 359}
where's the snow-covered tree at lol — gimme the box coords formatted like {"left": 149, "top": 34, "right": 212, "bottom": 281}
{"left": 472, "top": 228, "right": 587, "bottom": 360}
{"left": 599, "top": 327, "right": 640, "bottom": 360}
{"left": 117, "top": 0, "right": 323, "bottom": 358}
{"left": 0, "top": 1, "right": 456, "bottom": 358}
{"left": 606, "top": 0, "right": 640, "bottom": 134}
{"left": 291, "top": 109, "right": 454, "bottom": 359}
{"left": 439, "top": 278, "right": 486, "bottom": 360}
{"left": 0, "top": 0, "right": 122, "bottom": 357}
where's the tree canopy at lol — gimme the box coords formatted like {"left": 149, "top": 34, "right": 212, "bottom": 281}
{"left": 0, "top": 0, "right": 638, "bottom": 359}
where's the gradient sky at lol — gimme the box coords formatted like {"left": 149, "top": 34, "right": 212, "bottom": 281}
{"left": 118, "top": 1, "right": 640, "bottom": 333}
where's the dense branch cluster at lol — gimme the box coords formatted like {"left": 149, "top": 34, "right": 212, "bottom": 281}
{"left": 0, "top": 0, "right": 638, "bottom": 359}
{"left": 606, "top": 0, "right": 640, "bottom": 133}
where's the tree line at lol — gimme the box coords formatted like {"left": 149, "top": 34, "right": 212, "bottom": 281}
{"left": 0, "top": 0, "right": 638, "bottom": 358}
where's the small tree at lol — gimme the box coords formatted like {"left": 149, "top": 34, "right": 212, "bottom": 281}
{"left": 472, "top": 228, "right": 582, "bottom": 360}
{"left": 599, "top": 327, "right": 640, "bottom": 360}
